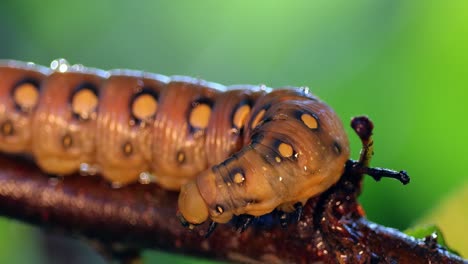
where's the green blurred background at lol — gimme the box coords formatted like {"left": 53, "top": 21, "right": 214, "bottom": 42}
{"left": 0, "top": 0, "right": 467, "bottom": 263}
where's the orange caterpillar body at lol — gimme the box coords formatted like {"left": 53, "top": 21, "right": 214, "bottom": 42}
{"left": 0, "top": 59, "right": 349, "bottom": 225}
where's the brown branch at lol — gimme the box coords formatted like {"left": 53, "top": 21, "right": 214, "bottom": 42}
{"left": 0, "top": 153, "right": 465, "bottom": 264}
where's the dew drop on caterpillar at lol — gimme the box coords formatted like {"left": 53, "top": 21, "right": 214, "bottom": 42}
{"left": 0, "top": 59, "right": 350, "bottom": 227}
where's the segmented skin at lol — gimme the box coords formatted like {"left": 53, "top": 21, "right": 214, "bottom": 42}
{"left": 0, "top": 59, "right": 350, "bottom": 224}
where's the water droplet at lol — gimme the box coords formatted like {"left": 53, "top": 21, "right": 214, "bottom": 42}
{"left": 71, "top": 63, "right": 85, "bottom": 71}
{"left": 139, "top": 172, "right": 155, "bottom": 184}
{"left": 50, "top": 58, "right": 70, "bottom": 72}
{"left": 79, "top": 163, "right": 99, "bottom": 176}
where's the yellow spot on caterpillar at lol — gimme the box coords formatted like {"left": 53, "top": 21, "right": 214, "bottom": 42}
{"left": 189, "top": 103, "right": 211, "bottom": 129}
{"left": 62, "top": 134, "right": 73, "bottom": 149}
{"left": 275, "top": 156, "right": 281, "bottom": 163}
{"left": 177, "top": 151, "right": 186, "bottom": 164}
{"left": 122, "top": 142, "right": 133, "bottom": 156}
{"left": 1, "top": 120, "right": 14, "bottom": 136}
{"left": 132, "top": 94, "right": 158, "bottom": 121}
{"left": 72, "top": 89, "right": 98, "bottom": 120}
{"left": 301, "top": 113, "right": 318, "bottom": 129}
{"left": 251, "top": 109, "right": 266, "bottom": 129}
{"left": 233, "top": 104, "right": 251, "bottom": 129}
{"left": 216, "top": 205, "right": 224, "bottom": 214}
{"left": 233, "top": 172, "right": 245, "bottom": 184}
{"left": 278, "top": 142, "right": 293, "bottom": 158}
{"left": 14, "top": 83, "right": 39, "bottom": 111}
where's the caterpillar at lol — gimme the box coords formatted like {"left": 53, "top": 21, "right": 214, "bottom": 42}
{"left": 0, "top": 58, "right": 350, "bottom": 227}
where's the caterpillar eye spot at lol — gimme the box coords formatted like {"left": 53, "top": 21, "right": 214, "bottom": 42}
{"left": 62, "top": 134, "right": 73, "bottom": 149}
{"left": 278, "top": 142, "right": 294, "bottom": 158}
{"left": 300, "top": 113, "right": 318, "bottom": 129}
{"left": 132, "top": 94, "right": 157, "bottom": 121}
{"left": 12, "top": 79, "right": 40, "bottom": 113}
{"left": 232, "top": 171, "right": 245, "bottom": 184}
{"left": 176, "top": 151, "right": 186, "bottom": 164}
{"left": 1, "top": 120, "right": 14, "bottom": 136}
{"left": 122, "top": 141, "right": 133, "bottom": 156}
{"left": 189, "top": 98, "right": 213, "bottom": 131}
{"left": 215, "top": 205, "right": 224, "bottom": 214}
{"left": 232, "top": 103, "right": 251, "bottom": 130}
{"left": 130, "top": 88, "right": 158, "bottom": 123}
{"left": 70, "top": 83, "right": 99, "bottom": 121}
{"left": 251, "top": 109, "right": 266, "bottom": 129}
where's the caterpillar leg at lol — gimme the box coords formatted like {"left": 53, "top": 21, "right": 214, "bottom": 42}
{"left": 234, "top": 214, "right": 255, "bottom": 233}
{"left": 204, "top": 221, "right": 218, "bottom": 238}
{"left": 293, "top": 202, "right": 304, "bottom": 222}
{"left": 279, "top": 211, "right": 290, "bottom": 228}
{"left": 278, "top": 203, "right": 303, "bottom": 228}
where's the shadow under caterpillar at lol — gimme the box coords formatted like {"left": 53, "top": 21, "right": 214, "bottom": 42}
{"left": 0, "top": 58, "right": 350, "bottom": 227}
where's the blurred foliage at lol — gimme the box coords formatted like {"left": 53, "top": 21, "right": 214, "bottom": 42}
{"left": 416, "top": 183, "right": 468, "bottom": 258}
{"left": 0, "top": 0, "right": 466, "bottom": 263}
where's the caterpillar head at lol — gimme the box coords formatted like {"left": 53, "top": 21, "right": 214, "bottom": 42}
{"left": 178, "top": 180, "right": 209, "bottom": 225}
